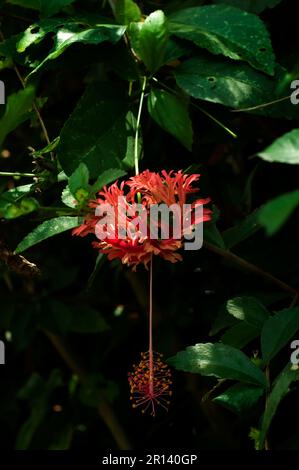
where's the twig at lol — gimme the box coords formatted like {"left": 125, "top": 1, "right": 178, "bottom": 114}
{"left": 289, "top": 292, "right": 299, "bottom": 309}
{"left": 152, "top": 77, "right": 238, "bottom": 139}
{"left": 0, "top": 30, "right": 52, "bottom": 152}
{"left": 202, "top": 379, "right": 226, "bottom": 402}
{"left": 204, "top": 241, "right": 298, "bottom": 296}
{"left": 12, "top": 63, "right": 52, "bottom": 147}
{"left": 0, "top": 12, "right": 33, "bottom": 23}
{"left": 43, "top": 330, "right": 132, "bottom": 450}
{"left": 231, "top": 95, "right": 291, "bottom": 113}
{"left": 108, "top": 0, "right": 116, "bottom": 13}
{"left": 0, "top": 172, "right": 35, "bottom": 177}
{"left": 0, "top": 237, "right": 40, "bottom": 278}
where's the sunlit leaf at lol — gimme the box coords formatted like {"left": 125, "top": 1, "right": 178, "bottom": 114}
{"left": 15, "top": 217, "right": 80, "bottom": 253}
{"left": 168, "top": 342, "right": 267, "bottom": 387}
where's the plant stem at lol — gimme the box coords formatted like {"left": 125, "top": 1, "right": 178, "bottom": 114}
{"left": 107, "top": 0, "right": 115, "bottom": 13}
{"left": 204, "top": 241, "right": 298, "bottom": 296}
{"left": 152, "top": 77, "right": 237, "bottom": 139}
{"left": 0, "top": 172, "right": 35, "bottom": 177}
{"left": 38, "top": 206, "right": 76, "bottom": 213}
{"left": 134, "top": 76, "right": 147, "bottom": 175}
{"left": 43, "top": 329, "right": 132, "bottom": 450}
{"left": 149, "top": 255, "right": 154, "bottom": 394}
{"left": 0, "top": 12, "right": 33, "bottom": 22}
{"left": 194, "top": 104, "right": 238, "bottom": 139}
{"left": 231, "top": 95, "right": 291, "bottom": 113}
{"left": 264, "top": 365, "right": 270, "bottom": 450}
{"left": 289, "top": 292, "right": 299, "bottom": 308}
{"left": 0, "top": 30, "right": 52, "bottom": 153}
{"left": 12, "top": 63, "right": 52, "bottom": 147}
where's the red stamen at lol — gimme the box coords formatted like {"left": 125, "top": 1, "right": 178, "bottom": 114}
{"left": 128, "top": 351, "right": 172, "bottom": 417}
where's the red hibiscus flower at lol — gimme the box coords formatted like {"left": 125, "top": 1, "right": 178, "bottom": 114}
{"left": 73, "top": 170, "right": 212, "bottom": 270}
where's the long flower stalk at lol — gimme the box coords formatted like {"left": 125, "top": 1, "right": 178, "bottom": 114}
{"left": 127, "top": 81, "right": 172, "bottom": 416}
{"left": 134, "top": 76, "right": 147, "bottom": 175}
{"left": 73, "top": 81, "right": 211, "bottom": 415}
{"left": 149, "top": 254, "right": 154, "bottom": 395}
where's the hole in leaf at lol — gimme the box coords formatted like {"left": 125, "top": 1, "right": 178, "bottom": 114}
{"left": 259, "top": 47, "right": 267, "bottom": 52}
{"left": 208, "top": 77, "right": 216, "bottom": 82}
{"left": 30, "top": 26, "right": 40, "bottom": 34}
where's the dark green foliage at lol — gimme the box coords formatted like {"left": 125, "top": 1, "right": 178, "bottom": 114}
{"left": 1, "top": 0, "right": 299, "bottom": 452}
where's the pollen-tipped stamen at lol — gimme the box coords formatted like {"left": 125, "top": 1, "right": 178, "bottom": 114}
{"left": 128, "top": 351, "right": 172, "bottom": 416}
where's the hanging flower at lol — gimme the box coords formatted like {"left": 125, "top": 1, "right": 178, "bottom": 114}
{"left": 73, "top": 170, "right": 212, "bottom": 270}
{"left": 128, "top": 351, "right": 172, "bottom": 416}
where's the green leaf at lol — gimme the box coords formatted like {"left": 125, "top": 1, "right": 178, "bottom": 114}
{"left": 92, "top": 169, "right": 127, "bottom": 192}
{"left": 3, "top": 197, "right": 39, "bottom": 220}
{"left": 79, "top": 374, "right": 118, "bottom": 407}
{"left": 58, "top": 171, "right": 68, "bottom": 182}
{"left": 17, "top": 373, "right": 45, "bottom": 401}
{"left": 169, "top": 5, "right": 275, "bottom": 75}
{"left": 0, "top": 184, "right": 33, "bottom": 208}
{"left": 129, "top": 10, "right": 168, "bottom": 73}
{"left": 28, "top": 24, "right": 126, "bottom": 77}
{"left": 163, "top": 38, "right": 191, "bottom": 65}
{"left": 212, "top": 0, "right": 282, "bottom": 14}
{"left": 61, "top": 187, "right": 77, "bottom": 208}
{"left": 16, "top": 370, "right": 63, "bottom": 450}
{"left": 68, "top": 163, "right": 89, "bottom": 197}
{"left": 69, "top": 306, "right": 109, "bottom": 333}
{"left": 204, "top": 222, "right": 226, "bottom": 249}
{"left": 148, "top": 89, "right": 193, "bottom": 150}
{"left": 17, "top": 20, "right": 65, "bottom": 53}
{"left": 47, "top": 424, "right": 74, "bottom": 450}
{"left": 258, "top": 129, "right": 299, "bottom": 164}
{"left": 40, "top": 0, "right": 76, "bottom": 17}
{"left": 249, "top": 428, "right": 260, "bottom": 450}
{"left": 41, "top": 300, "right": 109, "bottom": 334}
{"left": 108, "top": 44, "right": 140, "bottom": 81}
{"left": 258, "top": 189, "right": 299, "bottom": 236}
{"left": 226, "top": 296, "right": 270, "bottom": 329}
{"left": 32, "top": 137, "right": 60, "bottom": 157}
{"left": 87, "top": 253, "right": 106, "bottom": 289}
{"left": 0, "top": 34, "right": 20, "bottom": 60}
{"left": 242, "top": 165, "right": 259, "bottom": 213}
{"left": 58, "top": 83, "right": 129, "bottom": 177}
{"left": 168, "top": 343, "right": 267, "bottom": 387}
{"left": 15, "top": 216, "right": 80, "bottom": 253}
{"left": 0, "top": 57, "right": 13, "bottom": 71}
{"left": 6, "top": 0, "right": 40, "bottom": 10}
{"left": 261, "top": 305, "right": 299, "bottom": 363}
{"left": 115, "top": 0, "right": 142, "bottom": 25}
{"left": 209, "top": 304, "right": 237, "bottom": 336}
{"left": 175, "top": 56, "right": 273, "bottom": 109}
{"left": 214, "top": 383, "right": 264, "bottom": 414}
{"left": 221, "top": 321, "right": 260, "bottom": 349}
{"left": 7, "top": 0, "right": 75, "bottom": 15}
{"left": 222, "top": 209, "right": 261, "bottom": 248}
{"left": 259, "top": 364, "right": 299, "bottom": 449}
{"left": 0, "top": 86, "right": 35, "bottom": 148}
{"left": 0, "top": 184, "right": 39, "bottom": 219}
